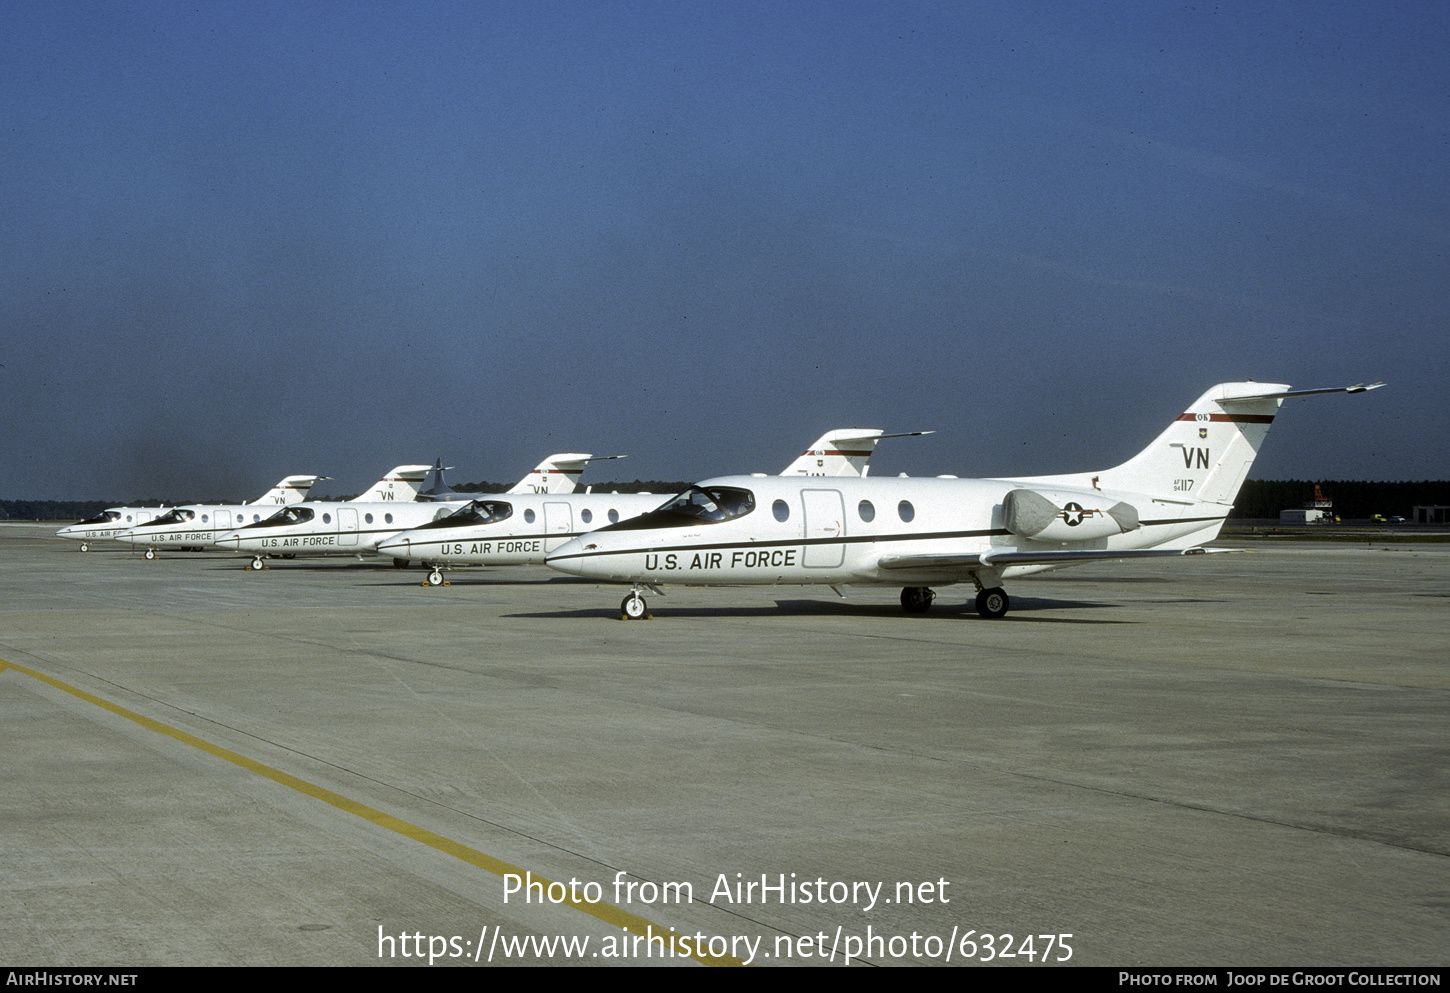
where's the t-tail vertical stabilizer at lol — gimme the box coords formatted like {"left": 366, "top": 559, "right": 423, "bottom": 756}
{"left": 1019, "top": 380, "right": 1383, "bottom": 541}
{"left": 780, "top": 429, "right": 933, "bottom": 477}
{"left": 350, "top": 465, "right": 433, "bottom": 503}
{"left": 507, "top": 454, "right": 626, "bottom": 495}
{"left": 249, "top": 475, "right": 326, "bottom": 506}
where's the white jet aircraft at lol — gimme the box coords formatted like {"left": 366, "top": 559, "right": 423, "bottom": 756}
{"left": 215, "top": 454, "right": 613, "bottom": 570}
{"left": 57, "top": 506, "right": 165, "bottom": 551}
{"left": 68, "top": 476, "right": 321, "bottom": 555}
{"left": 376, "top": 429, "right": 927, "bottom": 585}
{"left": 545, "top": 382, "right": 1383, "bottom": 620}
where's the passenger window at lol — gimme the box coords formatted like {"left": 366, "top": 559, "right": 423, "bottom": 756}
{"left": 858, "top": 500, "right": 875, "bottom": 522}
{"left": 524, "top": 509, "right": 536, "bottom": 524}
{"left": 385, "top": 514, "right": 393, "bottom": 524}
{"left": 581, "top": 509, "right": 592, "bottom": 524}
{"left": 608, "top": 509, "right": 619, "bottom": 524}
{"left": 201, "top": 515, "right": 208, "bottom": 523}
{"left": 365, "top": 513, "right": 373, "bottom": 524}
{"left": 897, "top": 501, "right": 914, "bottom": 523}
{"left": 323, "top": 513, "right": 332, "bottom": 524}
{"left": 773, "top": 499, "right": 790, "bottom": 522}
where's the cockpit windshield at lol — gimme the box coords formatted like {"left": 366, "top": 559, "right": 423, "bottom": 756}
{"left": 415, "top": 499, "right": 513, "bottom": 530}
{"left": 79, "top": 511, "right": 122, "bottom": 525}
{"left": 250, "top": 506, "right": 315, "bottom": 528}
{"left": 152, "top": 508, "right": 195, "bottom": 526}
{"left": 600, "top": 486, "right": 755, "bottom": 531}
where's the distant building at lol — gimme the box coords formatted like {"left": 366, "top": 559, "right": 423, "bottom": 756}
{"left": 1413, "top": 505, "right": 1450, "bottom": 524}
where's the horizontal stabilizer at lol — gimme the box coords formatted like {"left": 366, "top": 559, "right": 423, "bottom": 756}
{"left": 1219, "top": 381, "right": 1385, "bottom": 402}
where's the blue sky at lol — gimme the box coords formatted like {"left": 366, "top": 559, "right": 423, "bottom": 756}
{"left": 3, "top": 1, "right": 1443, "bottom": 500}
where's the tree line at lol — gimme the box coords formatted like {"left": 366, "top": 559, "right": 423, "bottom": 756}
{"left": 1228, "top": 480, "right": 1450, "bottom": 519}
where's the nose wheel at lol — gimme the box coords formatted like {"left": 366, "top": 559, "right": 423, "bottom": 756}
{"left": 620, "top": 592, "right": 649, "bottom": 620}
{"left": 426, "top": 567, "right": 446, "bottom": 587}
{"left": 144, "top": 548, "right": 156, "bottom": 560}
{"left": 79, "top": 542, "right": 89, "bottom": 552}
{"left": 249, "top": 556, "right": 267, "bottom": 571}
{"left": 975, "top": 587, "right": 1010, "bottom": 619}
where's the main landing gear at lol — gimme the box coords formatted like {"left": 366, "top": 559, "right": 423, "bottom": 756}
{"left": 974, "top": 587, "right": 1010, "bottom": 619}
{"left": 900, "top": 586, "right": 936, "bottom": 614}
{"left": 900, "top": 584, "right": 1010, "bottom": 618}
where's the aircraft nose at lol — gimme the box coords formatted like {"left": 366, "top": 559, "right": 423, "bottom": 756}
{"left": 544, "top": 536, "right": 588, "bottom": 575}
{"left": 376, "top": 536, "right": 407, "bottom": 557}
{"left": 214, "top": 532, "right": 240, "bottom": 550}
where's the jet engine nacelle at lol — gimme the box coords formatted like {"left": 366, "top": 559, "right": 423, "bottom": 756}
{"left": 1001, "top": 488, "right": 1140, "bottom": 542}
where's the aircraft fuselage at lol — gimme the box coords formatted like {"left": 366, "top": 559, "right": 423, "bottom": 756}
{"left": 376, "top": 492, "right": 667, "bottom": 566}
{"left": 545, "top": 474, "right": 1218, "bottom": 589}
{"left": 216, "top": 500, "right": 468, "bottom": 556}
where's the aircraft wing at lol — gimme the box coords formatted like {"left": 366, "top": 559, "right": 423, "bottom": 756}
{"left": 874, "top": 547, "right": 1234, "bottom": 571}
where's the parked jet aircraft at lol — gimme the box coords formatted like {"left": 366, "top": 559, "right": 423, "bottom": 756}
{"left": 57, "top": 506, "right": 163, "bottom": 551}
{"left": 545, "top": 382, "right": 1383, "bottom": 620}
{"left": 375, "top": 428, "right": 926, "bottom": 584}
{"left": 215, "top": 454, "right": 613, "bottom": 569}
{"left": 109, "top": 473, "right": 333, "bottom": 558}
{"left": 57, "top": 476, "right": 320, "bottom": 552}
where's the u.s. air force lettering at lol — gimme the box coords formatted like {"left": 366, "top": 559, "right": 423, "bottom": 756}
{"left": 644, "top": 549, "right": 798, "bottom": 571}
{"left": 438, "top": 540, "right": 543, "bottom": 556}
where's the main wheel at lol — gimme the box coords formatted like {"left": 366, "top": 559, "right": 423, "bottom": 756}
{"left": 144, "top": 548, "right": 156, "bottom": 560}
{"left": 621, "top": 593, "right": 647, "bottom": 620}
{"left": 900, "top": 586, "right": 935, "bottom": 613}
{"left": 975, "top": 587, "right": 1010, "bottom": 619}
{"left": 392, "top": 558, "right": 409, "bottom": 569}
{"left": 427, "top": 568, "right": 445, "bottom": 587}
